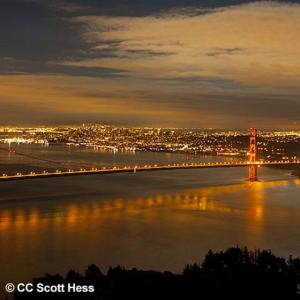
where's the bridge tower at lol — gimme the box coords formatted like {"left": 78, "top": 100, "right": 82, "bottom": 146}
{"left": 249, "top": 128, "right": 258, "bottom": 181}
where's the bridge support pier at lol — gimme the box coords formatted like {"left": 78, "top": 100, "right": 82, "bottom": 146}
{"left": 249, "top": 165, "right": 258, "bottom": 181}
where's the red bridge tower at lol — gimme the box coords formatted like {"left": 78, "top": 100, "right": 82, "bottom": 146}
{"left": 249, "top": 128, "right": 258, "bottom": 181}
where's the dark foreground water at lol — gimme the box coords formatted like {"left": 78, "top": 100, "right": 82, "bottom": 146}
{"left": 0, "top": 144, "right": 299, "bottom": 294}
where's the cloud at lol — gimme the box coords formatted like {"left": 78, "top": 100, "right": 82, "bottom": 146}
{"left": 0, "top": 74, "right": 192, "bottom": 125}
{"left": 62, "top": 1, "right": 300, "bottom": 91}
{"left": 1, "top": 1, "right": 300, "bottom": 128}
{"left": 0, "top": 0, "right": 88, "bottom": 63}
{"left": 0, "top": 73, "right": 299, "bottom": 128}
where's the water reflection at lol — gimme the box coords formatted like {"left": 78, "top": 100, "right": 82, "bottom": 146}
{"left": 1, "top": 179, "right": 299, "bottom": 235}
{"left": 1, "top": 177, "right": 300, "bottom": 290}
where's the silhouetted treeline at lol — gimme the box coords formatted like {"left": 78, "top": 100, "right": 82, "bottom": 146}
{"left": 13, "top": 247, "right": 300, "bottom": 299}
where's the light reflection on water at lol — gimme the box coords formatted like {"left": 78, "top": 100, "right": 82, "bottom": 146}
{"left": 0, "top": 178, "right": 300, "bottom": 286}
{"left": 2, "top": 179, "right": 298, "bottom": 233}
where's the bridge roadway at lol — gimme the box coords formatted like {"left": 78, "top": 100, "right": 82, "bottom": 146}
{"left": 1, "top": 160, "right": 300, "bottom": 182}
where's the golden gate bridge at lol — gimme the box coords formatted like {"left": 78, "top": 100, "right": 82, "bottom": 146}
{"left": 1, "top": 128, "right": 300, "bottom": 182}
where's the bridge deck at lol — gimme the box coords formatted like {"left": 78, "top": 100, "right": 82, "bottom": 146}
{"left": 1, "top": 161, "right": 300, "bottom": 182}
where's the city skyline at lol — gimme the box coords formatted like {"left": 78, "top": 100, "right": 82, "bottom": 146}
{"left": 1, "top": 0, "right": 300, "bottom": 128}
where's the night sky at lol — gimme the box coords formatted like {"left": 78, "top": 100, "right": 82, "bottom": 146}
{"left": 1, "top": 0, "right": 300, "bottom": 128}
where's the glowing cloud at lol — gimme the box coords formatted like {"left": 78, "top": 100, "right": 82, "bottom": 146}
{"left": 66, "top": 2, "right": 300, "bottom": 90}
